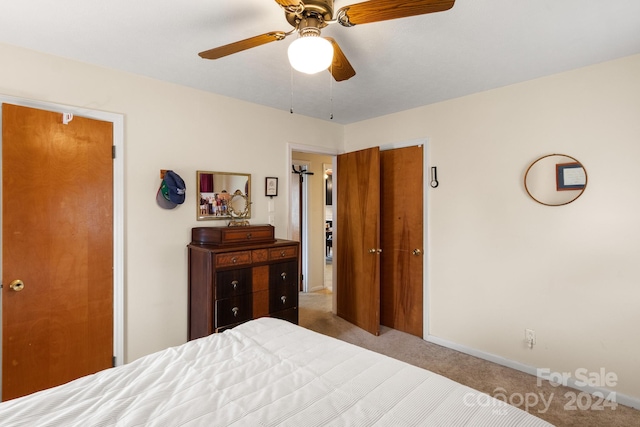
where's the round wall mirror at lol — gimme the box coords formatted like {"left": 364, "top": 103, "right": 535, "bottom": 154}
{"left": 524, "top": 154, "right": 588, "bottom": 206}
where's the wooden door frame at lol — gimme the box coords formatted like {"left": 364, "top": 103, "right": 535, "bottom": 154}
{"left": 0, "top": 95, "right": 125, "bottom": 391}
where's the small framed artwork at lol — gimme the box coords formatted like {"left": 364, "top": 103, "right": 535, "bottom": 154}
{"left": 556, "top": 162, "right": 586, "bottom": 191}
{"left": 265, "top": 177, "right": 278, "bottom": 197}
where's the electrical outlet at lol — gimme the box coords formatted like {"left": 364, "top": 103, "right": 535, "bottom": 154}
{"left": 525, "top": 328, "right": 536, "bottom": 348}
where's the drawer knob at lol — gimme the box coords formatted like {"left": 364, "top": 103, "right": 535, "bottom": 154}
{"left": 232, "top": 257, "right": 238, "bottom": 264}
{"left": 281, "top": 296, "right": 287, "bottom": 304}
{"left": 232, "top": 307, "right": 239, "bottom": 317}
{"left": 246, "top": 233, "right": 252, "bottom": 239}
{"left": 280, "top": 272, "right": 286, "bottom": 280}
{"left": 280, "top": 251, "right": 286, "bottom": 257}
{"left": 231, "top": 280, "right": 239, "bottom": 289}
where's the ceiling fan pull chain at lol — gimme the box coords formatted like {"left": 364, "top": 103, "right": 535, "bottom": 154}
{"left": 290, "top": 66, "right": 294, "bottom": 114}
{"left": 330, "top": 64, "right": 333, "bottom": 120}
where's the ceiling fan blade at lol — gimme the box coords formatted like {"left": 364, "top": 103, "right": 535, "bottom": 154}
{"left": 326, "top": 38, "right": 356, "bottom": 82}
{"left": 199, "top": 32, "right": 287, "bottom": 60}
{"left": 337, "top": 0, "right": 455, "bottom": 26}
{"left": 273, "top": 0, "right": 301, "bottom": 7}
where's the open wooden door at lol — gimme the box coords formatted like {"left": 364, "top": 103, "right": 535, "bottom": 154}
{"left": 380, "top": 145, "right": 424, "bottom": 337}
{"left": 2, "top": 103, "right": 113, "bottom": 400}
{"left": 336, "top": 147, "right": 381, "bottom": 335}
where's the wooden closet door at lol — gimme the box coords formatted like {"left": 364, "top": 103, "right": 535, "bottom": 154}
{"left": 2, "top": 103, "right": 114, "bottom": 400}
{"left": 336, "top": 147, "right": 381, "bottom": 336}
{"left": 380, "top": 145, "right": 424, "bottom": 337}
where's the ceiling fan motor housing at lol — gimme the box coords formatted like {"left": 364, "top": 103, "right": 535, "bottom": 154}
{"left": 285, "top": 0, "right": 334, "bottom": 29}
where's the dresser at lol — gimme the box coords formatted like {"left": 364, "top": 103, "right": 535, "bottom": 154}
{"left": 187, "top": 225, "right": 300, "bottom": 340}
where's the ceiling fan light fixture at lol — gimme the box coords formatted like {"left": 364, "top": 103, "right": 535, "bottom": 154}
{"left": 288, "top": 29, "right": 334, "bottom": 75}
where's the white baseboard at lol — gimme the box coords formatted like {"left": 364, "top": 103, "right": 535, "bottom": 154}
{"left": 425, "top": 334, "right": 640, "bottom": 411}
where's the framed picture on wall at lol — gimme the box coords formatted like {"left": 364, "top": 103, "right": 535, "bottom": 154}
{"left": 556, "top": 162, "right": 586, "bottom": 191}
{"left": 265, "top": 177, "right": 278, "bottom": 197}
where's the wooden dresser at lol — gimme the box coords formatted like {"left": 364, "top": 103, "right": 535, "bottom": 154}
{"left": 187, "top": 225, "right": 299, "bottom": 340}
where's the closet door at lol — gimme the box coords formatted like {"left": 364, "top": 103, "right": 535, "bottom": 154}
{"left": 380, "top": 145, "right": 424, "bottom": 337}
{"left": 336, "top": 147, "right": 381, "bottom": 336}
{"left": 2, "top": 103, "right": 114, "bottom": 400}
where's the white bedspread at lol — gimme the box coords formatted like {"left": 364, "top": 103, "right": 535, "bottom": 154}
{"left": 0, "top": 318, "right": 552, "bottom": 426}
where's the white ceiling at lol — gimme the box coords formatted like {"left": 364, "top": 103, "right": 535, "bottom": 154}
{"left": 1, "top": 1, "right": 639, "bottom": 124}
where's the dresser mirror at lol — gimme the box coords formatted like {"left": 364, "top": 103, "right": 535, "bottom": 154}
{"left": 197, "top": 171, "right": 251, "bottom": 220}
{"left": 228, "top": 190, "right": 251, "bottom": 226}
{"left": 524, "top": 154, "right": 587, "bottom": 206}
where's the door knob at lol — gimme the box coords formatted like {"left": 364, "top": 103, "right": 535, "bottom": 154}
{"left": 369, "top": 249, "right": 383, "bottom": 254}
{"left": 9, "top": 279, "right": 25, "bottom": 292}
{"left": 412, "top": 249, "right": 422, "bottom": 256}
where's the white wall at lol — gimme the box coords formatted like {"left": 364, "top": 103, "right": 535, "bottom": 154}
{"left": 344, "top": 54, "right": 640, "bottom": 402}
{"left": 3, "top": 39, "right": 639, "bottom": 404}
{"left": 0, "top": 42, "right": 343, "bottom": 363}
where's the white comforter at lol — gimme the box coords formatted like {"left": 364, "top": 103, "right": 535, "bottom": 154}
{"left": 0, "top": 318, "right": 552, "bottom": 426}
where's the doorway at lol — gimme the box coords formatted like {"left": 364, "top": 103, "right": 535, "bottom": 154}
{"left": 0, "top": 96, "right": 124, "bottom": 400}
{"left": 291, "top": 159, "right": 310, "bottom": 292}
{"left": 324, "top": 163, "right": 333, "bottom": 292}
{"left": 289, "top": 147, "right": 337, "bottom": 308}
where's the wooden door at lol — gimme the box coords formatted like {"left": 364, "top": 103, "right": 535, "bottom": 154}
{"left": 336, "top": 147, "right": 381, "bottom": 336}
{"left": 2, "top": 103, "right": 114, "bottom": 400}
{"left": 380, "top": 146, "right": 424, "bottom": 337}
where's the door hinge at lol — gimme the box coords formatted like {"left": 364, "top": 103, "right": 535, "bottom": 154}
{"left": 112, "top": 145, "right": 116, "bottom": 159}
{"left": 112, "top": 356, "right": 116, "bottom": 367}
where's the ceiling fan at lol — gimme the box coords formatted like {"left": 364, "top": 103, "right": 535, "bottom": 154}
{"left": 198, "top": 0, "right": 455, "bottom": 82}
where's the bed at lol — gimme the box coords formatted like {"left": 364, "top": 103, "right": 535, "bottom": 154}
{"left": 0, "top": 318, "right": 552, "bottom": 426}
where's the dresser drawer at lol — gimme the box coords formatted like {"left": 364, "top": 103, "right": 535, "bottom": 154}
{"left": 221, "top": 227, "right": 275, "bottom": 244}
{"left": 215, "top": 251, "right": 251, "bottom": 268}
{"left": 215, "top": 296, "right": 253, "bottom": 328}
{"left": 268, "top": 245, "right": 298, "bottom": 261}
{"left": 192, "top": 225, "right": 275, "bottom": 245}
{"left": 215, "top": 268, "right": 251, "bottom": 299}
{"left": 269, "top": 282, "right": 298, "bottom": 312}
{"left": 269, "top": 261, "right": 298, "bottom": 287}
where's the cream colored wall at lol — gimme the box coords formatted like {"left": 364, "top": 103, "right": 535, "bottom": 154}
{"left": 292, "top": 152, "right": 334, "bottom": 292}
{"left": 3, "top": 39, "right": 639, "bottom": 404}
{"left": 0, "top": 42, "right": 342, "bottom": 363}
{"left": 344, "top": 54, "right": 640, "bottom": 402}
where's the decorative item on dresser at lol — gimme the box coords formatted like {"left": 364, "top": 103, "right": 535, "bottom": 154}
{"left": 187, "top": 224, "right": 300, "bottom": 339}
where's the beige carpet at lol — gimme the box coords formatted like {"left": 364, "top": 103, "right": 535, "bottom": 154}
{"left": 298, "top": 290, "right": 639, "bottom": 427}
